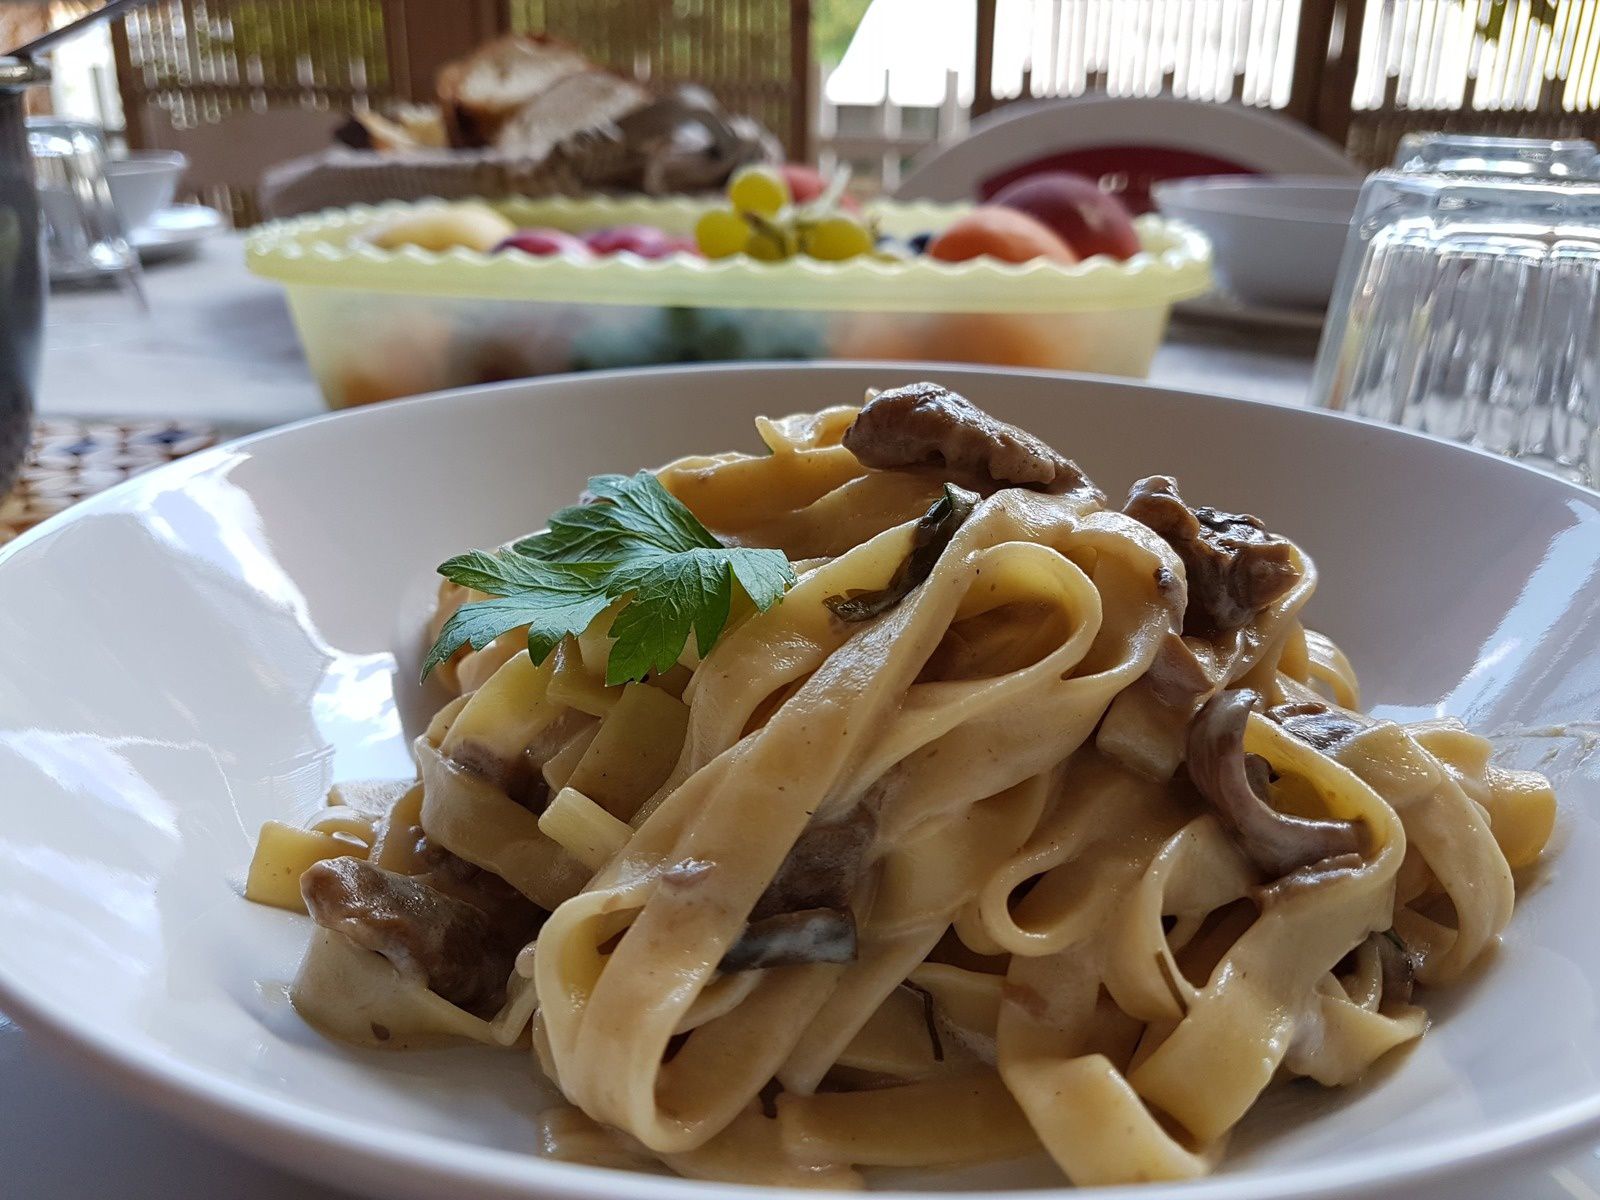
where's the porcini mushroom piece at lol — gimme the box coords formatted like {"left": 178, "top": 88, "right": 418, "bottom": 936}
{"left": 843, "top": 382, "right": 1100, "bottom": 498}
{"left": 1186, "top": 690, "right": 1364, "bottom": 880}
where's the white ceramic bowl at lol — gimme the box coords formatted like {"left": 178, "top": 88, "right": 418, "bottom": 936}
{"left": 0, "top": 364, "right": 1598, "bottom": 1200}
{"left": 105, "top": 150, "right": 188, "bottom": 233}
{"left": 1153, "top": 176, "right": 1361, "bottom": 310}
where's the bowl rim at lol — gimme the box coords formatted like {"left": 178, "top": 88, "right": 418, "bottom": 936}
{"left": 106, "top": 149, "right": 189, "bottom": 172}
{"left": 1, "top": 361, "right": 1598, "bottom": 1200}
{"left": 1152, "top": 175, "right": 1362, "bottom": 225}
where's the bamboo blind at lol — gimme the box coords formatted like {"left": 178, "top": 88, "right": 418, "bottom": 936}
{"left": 985, "top": 0, "right": 1302, "bottom": 111}
{"left": 506, "top": 0, "right": 811, "bottom": 155}
{"left": 112, "top": 0, "right": 389, "bottom": 126}
{"left": 108, "top": 0, "right": 393, "bottom": 222}
{"left": 977, "top": 0, "right": 1600, "bottom": 166}
{"left": 1345, "top": 0, "right": 1600, "bottom": 166}
{"left": 37, "top": 0, "right": 1600, "bottom": 225}
{"left": 98, "top": 0, "right": 809, "bottom": 221}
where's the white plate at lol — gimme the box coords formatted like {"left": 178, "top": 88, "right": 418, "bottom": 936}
{"left": 1, "top": 364, "right": 1599, "bottom": 1200}
{"left": 130, "top": 203, "right": 226, "bottom": 263}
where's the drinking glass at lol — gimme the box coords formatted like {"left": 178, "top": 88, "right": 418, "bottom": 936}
{"left": 1311, "top": 170, "right": 1600, "bottom": 486}
{"left": 1392, "top": 132, "right": 1597, "bottom": 178}
{"left": 0, "top": 59, "right": 47, "bottom": 498}
{"left": 26, "top": 117, "right": 144, "bottom": 297}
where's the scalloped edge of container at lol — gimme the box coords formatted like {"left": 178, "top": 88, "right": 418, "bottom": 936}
{"left": 246, "top": 195, "right": 1213, "bottom": 315}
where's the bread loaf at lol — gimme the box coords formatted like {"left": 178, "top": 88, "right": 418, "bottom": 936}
{"left": 438, "top": 34, "right": 594, "bottom": 146}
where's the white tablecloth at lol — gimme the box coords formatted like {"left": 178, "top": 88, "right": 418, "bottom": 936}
{"left": 15, "top": 242, "right": 1593, "bottom": 1200}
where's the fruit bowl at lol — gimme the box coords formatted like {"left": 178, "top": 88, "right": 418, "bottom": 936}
{"left": 247, "top": 195, "right": 1211, "bottom": 407}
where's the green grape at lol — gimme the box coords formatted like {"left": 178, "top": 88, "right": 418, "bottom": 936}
{"left": 802, "top": 214, "right": 874, "bottom": 262}
{"left": 745, "top": 229, "right": 790, "bottom": 261}
{"left": 695, "top": 208, "right": 749, "bottom": 259}
{"left": 727, "top": 166, "right": 790, "bottom": 218}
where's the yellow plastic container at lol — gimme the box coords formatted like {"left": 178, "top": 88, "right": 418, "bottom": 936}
{"left": 246, "top": 196, "right": 1211, "bottom": 408}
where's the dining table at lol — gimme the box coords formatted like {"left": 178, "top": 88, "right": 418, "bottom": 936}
{"left": 32, "top": 233, "right": 1325, "bottom": 433}
{"left": 7, "top": 234, "right": 1599, "bottom": 1200}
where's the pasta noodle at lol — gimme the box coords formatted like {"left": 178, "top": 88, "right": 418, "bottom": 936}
{"left": 247, "top": 382, "right": 1556, "bottom": 1186}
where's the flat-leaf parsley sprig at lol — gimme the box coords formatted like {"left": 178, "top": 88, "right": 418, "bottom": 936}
{"left": 422, "top": 472, "right": 795, "bottom": 686}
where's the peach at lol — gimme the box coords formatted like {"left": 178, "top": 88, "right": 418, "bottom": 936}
{"left": 926, "top": 207, "right": 1077, "bottom": 265}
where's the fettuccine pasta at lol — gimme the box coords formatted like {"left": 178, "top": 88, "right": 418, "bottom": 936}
{"left": 247, "top": 382, "right": 1555, "bottom": 1187}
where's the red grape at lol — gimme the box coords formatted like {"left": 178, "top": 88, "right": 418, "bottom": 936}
{"left": 495, "top": 228, "right": 591, "bottom": 257}
{"left": 584, "top": 224, "right": 688, "bottom": 259}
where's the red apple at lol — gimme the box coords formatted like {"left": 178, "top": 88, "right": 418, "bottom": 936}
{"left": 495, "top": 228, "right": 590, "bottom": 257}
{"left": 779, "top": 163, "right": 861, "bottom": 212}
{"left": 780, "top": 163, "right": 827, "bottom": 204}
{"left": 990, "top": 172, "right": 1141, "bottom": 261}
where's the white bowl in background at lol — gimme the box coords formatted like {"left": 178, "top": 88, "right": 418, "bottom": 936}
{"left": 0, "top": 364, "right": 1598, "bottom": 1200}
{"left": 1153, "top": 175, "right": 1361, "bottom": 310}
{"left": 105, "top": 150, "right": 188, "bottom": 234}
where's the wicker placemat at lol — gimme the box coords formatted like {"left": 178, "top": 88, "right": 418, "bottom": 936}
{"left": 0, "top": 419, "right": 219, "bottom": 547}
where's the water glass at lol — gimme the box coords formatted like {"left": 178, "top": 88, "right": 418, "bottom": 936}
{"left": 1311, "top": 170, "right": 1600, "bottom": 486}
{"left": 1393, "top": 132, "right": 1597, "bottom": 178}
{"left": 26, "top": 117, "right": 143, "bottom": 296}
{"left": 0, "top": 58, "right": 47, "bottom": 499}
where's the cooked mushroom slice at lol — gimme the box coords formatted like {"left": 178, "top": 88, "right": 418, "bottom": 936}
{"left": 902, "top": 979, "right": 945, "bottom": 1062}
{"left": 1267, "top": 701, "right": 1373, "bottom": 753}
{"left": 1123, "top": 476, "right": 1300, "bottom": 638}
{"left": 719, "top": 908, "right": 858, "bottom": 971}
{"left": 446, "top": 739, "right": 552, "bottom": 813}
{"left": 843, "top": 381, "right": 1100, "bottom": 498}
{"left": 1374, "top": 929, "right": 1419, "bottom": 1005}
{"left": 721, "top": 805, "right": 876, "bottom": 972}
{"left": 826, "top": 484, "right": 979, "bottom": 621}
{"left": 413, "top": 833, "right": 545, "bottom": 932}
{"left": 1186, "top": 690, "right": 1363, "bottom": 879}
{"left": 301, "top": 856, "right": 529, "bottom": 1011}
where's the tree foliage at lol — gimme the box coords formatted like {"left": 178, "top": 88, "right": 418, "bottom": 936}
{"left": 813, "top": 0, "right": 872, "bottom": 66}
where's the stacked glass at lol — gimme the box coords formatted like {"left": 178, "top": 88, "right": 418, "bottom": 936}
{"left": 1312, "top": 134, "right": 1600, "bottom": 485}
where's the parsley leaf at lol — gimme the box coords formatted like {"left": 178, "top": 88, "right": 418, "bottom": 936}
{"left": 422, "top": 471, "right": 795, "bottom": 686}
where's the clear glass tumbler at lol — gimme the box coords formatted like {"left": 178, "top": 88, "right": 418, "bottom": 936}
{"left": 25, "top": 117, "right": 143, "bottom": 295}
{"left": 1392, "top": 132, "right": 1597, "bottom": 178}
{"left": 1311, "top": 170, "right": 1600, "bottom": 486}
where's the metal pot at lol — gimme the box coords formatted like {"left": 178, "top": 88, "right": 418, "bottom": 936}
{"left": 0, "top": 57, "right": 47, "bottom": 498}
